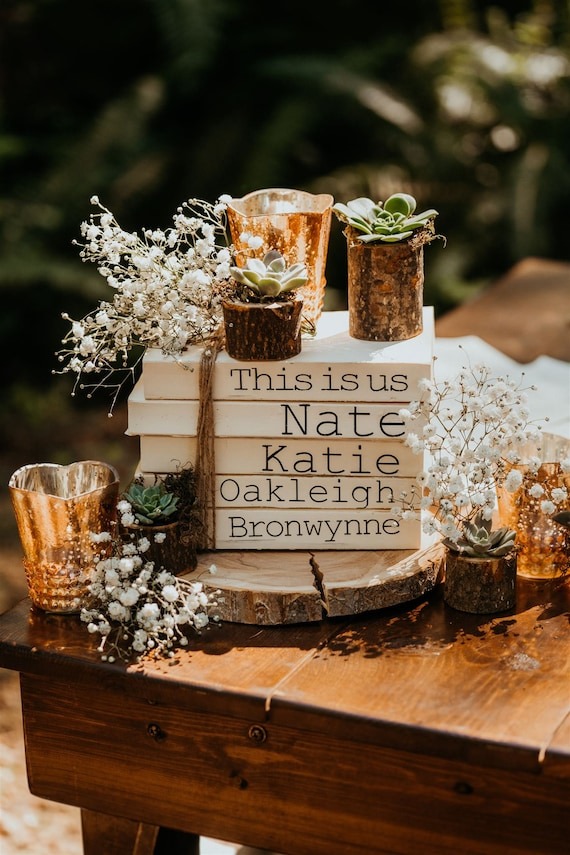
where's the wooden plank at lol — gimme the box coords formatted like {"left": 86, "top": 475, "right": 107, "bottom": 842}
{"left": 0, "top": 599, "right": 340, "bottom": 720}
{"left": 270, "top": 580, "right": 570, "bottom": 773}
{"left": 313, "top": 541, "right": 444, "bottom": 616}
{"left": 80, "top": 810, "right": 162, "bottom": 855}
{"left": 541, "top": 711, "right": 570, "bottom": 780}
{"left": 142, "top": 309, "right": 434, "bottom": 401}
{"left": 21, "top": 672, "right": 570, "bottom": 855}
{"left": 191, "top": 551, "right": 322, "bottom": 624}
{"left": 139, "top": 436, "right": 419, "bottom": 477}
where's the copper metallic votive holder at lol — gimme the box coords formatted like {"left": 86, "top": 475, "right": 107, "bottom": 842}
{"left": 498, "top": 436, "right": 570, "bottom": 580}
{"left": 227, "top": 188, "right": 334, "bottom": 327}
{"left": 9, "top": 461, "right": 119, "bottom": 613}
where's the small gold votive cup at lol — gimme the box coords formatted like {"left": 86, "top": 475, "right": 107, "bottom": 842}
{"left": 497, "top": 435, "right": 570, "bottom": 579}
{"left": 227, "top": 188, "right": 334, "bottom": 327}
{"left": 9, "top": 461, "right": 119, "bottom": 613}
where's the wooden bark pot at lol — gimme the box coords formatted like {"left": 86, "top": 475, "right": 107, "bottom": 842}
{"left": 443, "top": 549, "right": 517, "bottom": 614}
{"left": 346, "top": 224, "right": 434, "bottom": 342}
{"left": 223, "top": 297, "right": 303, "bottom": 361}
{"left": 121, "top": 521, "right": 195, "bottom": 576}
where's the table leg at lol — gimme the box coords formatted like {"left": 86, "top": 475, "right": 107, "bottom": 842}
{"left": 81, "top": 809, "right": 199, "bottom": 854}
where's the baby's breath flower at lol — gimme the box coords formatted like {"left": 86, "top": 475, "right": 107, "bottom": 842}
{"left": 57, "top": 195, "right": 232, "bottom": 412}
{"left": 80, "top": 508, "right": 216, "bottom": 661}
{"left": 529, "top": 483, "right": 545, "bottom": 498}
{"left": 505, "top": 469, "right": 524, "bottom": 492}
{"left": 395, "top": 359, "right": 540, "bottom": 544}
{"left": 161, "top": 584, "right": 179, "bottom": 603}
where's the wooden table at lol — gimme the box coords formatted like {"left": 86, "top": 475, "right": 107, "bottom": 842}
{"left": 1, "top": 577, "right": 569, "bottom": 855}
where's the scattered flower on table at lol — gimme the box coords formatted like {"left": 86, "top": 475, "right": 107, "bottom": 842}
{"left": 81, "top": 526, "right": 219, "bottom": 662}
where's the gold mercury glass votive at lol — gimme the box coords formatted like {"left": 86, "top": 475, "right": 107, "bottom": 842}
{"left": 9, "top": 461, "right": 119, "bottom": 613}
{"left": 227, "top": 188, "right": 334, "bottom": 327}
{"left": 498, "top": 434, "right": 570, "bottom": 579}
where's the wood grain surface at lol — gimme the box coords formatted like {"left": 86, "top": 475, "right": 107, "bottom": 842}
{"left": 2, "top": 574, "right": 569, "bottom": 855}
{"left": 21, "top": 669, "right": 570, "bottom": 855}
{"left": 191, "top": 545, "right": 443, "bottom": 623}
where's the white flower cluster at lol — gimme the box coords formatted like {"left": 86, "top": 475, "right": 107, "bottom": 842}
{"left": 395, "top": 362, "right": 541, "bottom": 544}
{"left": 57, "top": 195, "right": 233, "bottom": 409}
{"left": 81, "top": 530, "right": 216, "bottom": 661}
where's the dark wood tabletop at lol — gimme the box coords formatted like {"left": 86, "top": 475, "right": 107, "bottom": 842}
{"left": 1, "top": 575, "right": 569, "bottom": 855}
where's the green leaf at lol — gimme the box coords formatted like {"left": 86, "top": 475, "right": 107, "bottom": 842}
{"left": 379, "top": 231, "right": 413, "bottom": 242}
{"left": 357, "top": 233, "right": 387, "bottom": 243}
{"left": 384, "top": 193, "right": 416, "bottom": 217}
{"left": 247, "top": 258, "right": 268, "bottom": 275}
{"left": 280, "top": 276, "right": 307, "bottom": 292}
{"left": 332, "top": 204, "right": 373, "bottom": 232}
{"left": 348, "top": 219, "right": 374, "bottom": 234}
{"left": 264, "top": 250, "right": 285, "bottom": 271}
{"left": 242, "top": 269, "right": 263, "bottom": 286}
{"left": 257, "top": 276, "right": 281, "bottom": 296}
{"left": 346, "top": 197, "right": 377, "bottom": 221}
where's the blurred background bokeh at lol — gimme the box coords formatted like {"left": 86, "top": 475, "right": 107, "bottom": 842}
{"left": 1, "top": 0, "right": 569, "bottom": 596}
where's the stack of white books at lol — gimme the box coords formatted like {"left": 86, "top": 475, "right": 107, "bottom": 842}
{"left": 126, "top": 309, "right": 434, "bottom": 551}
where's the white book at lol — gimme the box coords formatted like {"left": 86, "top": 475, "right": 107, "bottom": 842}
{"left": 128, "top": 388, "right": 423, "bottom": 440}
{"left": 142, "top": 308, "right": 434, "bottom": 402}
{"left": 214, "top": 509, "right": 420, "bottom": 550}
{"left": 139, "top": 435, "right": 421, "bottom": 477}
{"left": 214, "top": 474, "right": 417, "bottom": 510}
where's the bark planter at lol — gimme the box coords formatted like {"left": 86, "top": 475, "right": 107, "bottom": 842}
{"left": 346, "top": 223, "right": 435, "bottom": 342}
{"left": 121, "top": 521, "right": 195, "bottom": 576}
{"left": 222, "top": 296, "right": 303, "bottom": 361}
{"left": 443, "top": 549, "right": 517, "bottom": 614}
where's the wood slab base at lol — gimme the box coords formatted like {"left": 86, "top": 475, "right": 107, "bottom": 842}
{"left": 188, "top": 542, "right": 445, "bottom": 625}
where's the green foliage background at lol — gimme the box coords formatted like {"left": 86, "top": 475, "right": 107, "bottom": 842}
{"left": 1, "top": 0, "right": 569, "bottom": 408}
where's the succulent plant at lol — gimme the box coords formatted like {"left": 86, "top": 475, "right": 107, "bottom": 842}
{"left": 123, "top": 482, "right": 179, "bottom": 526}
{"left": 444, "top": 515, "right": 516, "bottom": 558}
{"left": 333, "top": 193, "right": 438, "bottom": 243}
{"left": 229, "top": 250, "right": 308, "bottom": 301}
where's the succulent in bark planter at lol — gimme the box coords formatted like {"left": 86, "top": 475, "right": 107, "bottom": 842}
{"left": 120, "top": 471, "right": 198, "bottom": 575}
{"left": 223, "top": 250, "right": 308, "bottom": 361}
{"left": 442, "top": 517, "right": 517, "bottom": 614}
{"left": 333, "top": 194, "right": 440, "bottom": 342}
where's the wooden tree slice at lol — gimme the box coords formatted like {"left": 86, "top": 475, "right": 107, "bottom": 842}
{"left": 312, "top": 542, "right": 445, "bottom": 618}
{"left": 189, "top": 543, "right": 444, "bottom": 625}
{"left": 191, "top": 550, "right": 323, "bottom": 625}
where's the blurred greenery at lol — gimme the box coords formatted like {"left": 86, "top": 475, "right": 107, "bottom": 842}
{"left": 0, "top": 0, "right": 569, "bottom": 420}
